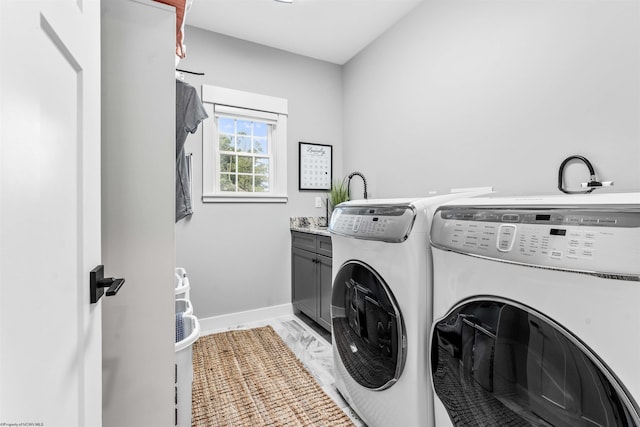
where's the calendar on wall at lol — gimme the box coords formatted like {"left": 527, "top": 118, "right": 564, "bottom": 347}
{"left": 298, "top": 142, "right": 332, "bottom": 190}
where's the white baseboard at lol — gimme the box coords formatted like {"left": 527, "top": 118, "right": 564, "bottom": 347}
{"left": 198, "top": 303, "right": 294, "bottom": 336}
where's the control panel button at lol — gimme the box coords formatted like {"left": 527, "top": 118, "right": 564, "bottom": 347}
{"left": 497, "top": 224, "right": 517, "bottom": 252}
{"left": 550, "top": 250, "right": 563, "bottom": 260}
{"left": 352, "top": 216, "right": 362, "bottom": 232}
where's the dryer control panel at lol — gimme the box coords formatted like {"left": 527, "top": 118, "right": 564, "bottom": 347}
{"left": 329, "top": 204, "right": 416, "bottom": 243}
{"left": 431, "top": 207, "right": 640, "bottom": 277}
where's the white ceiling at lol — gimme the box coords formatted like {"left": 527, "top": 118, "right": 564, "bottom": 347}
{"left": 186, "top": 0, "right": 425, "bottom": 65}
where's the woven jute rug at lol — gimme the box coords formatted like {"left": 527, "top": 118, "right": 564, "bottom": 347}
{"left": 191, "top": 325, "right": 355, "bottom": 427}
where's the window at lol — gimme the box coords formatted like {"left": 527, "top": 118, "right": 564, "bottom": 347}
{"left": 202, "top": 85, "right": 288, "bottom": 203}
{"left": 216, "top": 109, "right": 272, "bottom": 193}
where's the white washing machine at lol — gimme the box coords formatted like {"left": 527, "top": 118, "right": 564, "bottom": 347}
{"left": 429, "top": 192, "right": 640, "bottom": 426}
{"left": 329, "top": 194, "right": 483, "bottom": 427}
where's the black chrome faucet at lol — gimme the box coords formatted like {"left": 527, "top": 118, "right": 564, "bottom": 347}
{"left": 347, "top": 171, "right": 368, "bottom": 200}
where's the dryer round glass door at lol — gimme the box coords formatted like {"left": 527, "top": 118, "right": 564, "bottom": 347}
{"left": 431, "top": 298, "right": 640, "bottom": 426}
{"left": 331, "top": 260, "right": 406, "bottom": 390}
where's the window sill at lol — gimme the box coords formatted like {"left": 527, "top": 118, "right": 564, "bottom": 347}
{"left": 202, "top": 194, "right": 288, "bottom": 203}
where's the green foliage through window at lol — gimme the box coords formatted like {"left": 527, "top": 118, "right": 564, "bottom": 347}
{"left": 217, "top": 115, "right": 272, "bottom": 193}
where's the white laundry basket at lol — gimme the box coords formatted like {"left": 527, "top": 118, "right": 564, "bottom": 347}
{"left": 175, "top": 313, "right": 200, "bottom": 427}
{"left": 175, "top": 298, "right": 193, "bottom": 316}
{"left": 175, "top": 267, "right": 188, "bottom": 277}
{"left": 174, "top": 272, "right": 190, "bottom": 300}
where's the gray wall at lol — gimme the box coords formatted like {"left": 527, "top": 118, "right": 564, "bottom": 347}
{"left": 343, "top": 0, "right": 640, "bottom": 198}
{"left": 176, "top": 27, "right": 343, "bottom": 319}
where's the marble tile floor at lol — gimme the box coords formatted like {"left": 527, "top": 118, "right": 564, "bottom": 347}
{"left": 200, "top": 313, "right": 366, "bottom": 427}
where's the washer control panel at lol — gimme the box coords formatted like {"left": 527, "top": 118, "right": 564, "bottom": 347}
{"left": 431, "top": 207, "right": 640, "bottom": 275}
{"left": 329, "top": 204, "right": 416, "bottom": 242}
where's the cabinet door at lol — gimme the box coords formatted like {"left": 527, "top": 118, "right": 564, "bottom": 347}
{"left": 292, "top": 231, "right": 317, "bottom": 252}
{"left": 317, "top": 235, "right": 332, "bottom": 257}
{"left": 292, "top": 248, "right": 318, "bottom": 320}
{"left": 318, "top": 254, "right": 333, "bottom": 332}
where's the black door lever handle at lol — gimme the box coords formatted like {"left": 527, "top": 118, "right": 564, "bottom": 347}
{"left": 90, "top": 265, "right": 126, "bottom": 303}
{"left": 99, "top": 277, "right": 126, "bottom": 296}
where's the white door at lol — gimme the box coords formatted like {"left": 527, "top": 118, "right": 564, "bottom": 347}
{"left": 0, "top": 1, "right": 103, "bottom": 426}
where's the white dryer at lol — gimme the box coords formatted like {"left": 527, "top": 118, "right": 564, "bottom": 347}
{"left": 329, "top": 194, "right": 482, "bottom": 427}
{"left": 429, "top": 193, "right": 640, "bottom": 426}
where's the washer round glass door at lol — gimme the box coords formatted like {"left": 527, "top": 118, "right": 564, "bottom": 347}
{"left": 331, "top": 260, "right": 406, "bottom": 390}
{"left": 431, "top": 298, "right": 640, "bottom": 426}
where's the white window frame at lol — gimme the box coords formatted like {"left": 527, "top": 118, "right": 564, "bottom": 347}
{"left": 202, "top": 85, "right": 288, "bottom": 203}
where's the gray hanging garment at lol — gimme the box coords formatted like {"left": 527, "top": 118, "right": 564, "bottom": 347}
{"left": 175, "top": 79, "right": 208, "bottom": 222}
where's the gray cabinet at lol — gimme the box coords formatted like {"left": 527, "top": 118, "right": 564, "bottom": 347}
{"left": 291, "top": 231, "right": 332, "bottom": 332}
